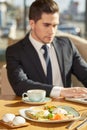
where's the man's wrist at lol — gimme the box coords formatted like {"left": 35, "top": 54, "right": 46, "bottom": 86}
{"left": 50, "top": 86, "right": 63, "bottom": 98}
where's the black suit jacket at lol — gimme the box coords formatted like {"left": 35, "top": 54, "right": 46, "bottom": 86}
{"left": 6, "top": 33, "right": 87, "bottom": 96}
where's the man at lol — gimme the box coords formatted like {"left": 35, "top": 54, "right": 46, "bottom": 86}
{"left": 6, "top": 0, "right": 87, "bottom": 98}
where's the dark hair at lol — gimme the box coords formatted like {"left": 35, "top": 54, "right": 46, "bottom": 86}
{"left": 29, "top": 0, "right": 59, "bottom": 22}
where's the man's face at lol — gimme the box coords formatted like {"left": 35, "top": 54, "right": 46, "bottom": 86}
{"left": 30, "top": 12, "right": 59, "bottom": 44}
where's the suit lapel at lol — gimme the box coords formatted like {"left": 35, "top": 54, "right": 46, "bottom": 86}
{"left": 22, "top": 34, "right": 47, "bottom": 82}
{"left": 21, "top": 34, "right": 65, "bottom": 85}
{"left": 53, "top": 38, "right": 65, "bottom": 86}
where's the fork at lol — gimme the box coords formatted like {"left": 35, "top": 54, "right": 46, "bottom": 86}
{"left": 66, "top": 112, "right": 87, "bottom": 129}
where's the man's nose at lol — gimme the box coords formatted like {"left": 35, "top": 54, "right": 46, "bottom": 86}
{"left": 48, "top": 27, "right": 55, "bottom": 34}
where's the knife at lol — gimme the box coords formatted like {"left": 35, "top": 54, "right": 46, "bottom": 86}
{"left": 75, "top": 118, "right": 87, "bottom": 130}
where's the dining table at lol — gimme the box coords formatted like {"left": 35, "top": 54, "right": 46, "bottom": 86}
{"left": 0, "top": 95, "right": 87, "bottom": 130}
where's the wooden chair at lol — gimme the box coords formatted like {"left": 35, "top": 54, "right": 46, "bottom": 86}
{"left": 1, "top": 64, "right": 15, "bottom": 95}
{"left": 1, "top": 32, "right": 87, "bottom": 95}
{"left": 0, "top": 37, "right": 21, "bottom": 95}
{"left": 57, "top": 31, "right": 87, "bottom": 61}
{"left": 7, "top": 37, "right": 20, "bottom": 46}
{"left": 57, "top": 31, "right": 87, "bottom": 87}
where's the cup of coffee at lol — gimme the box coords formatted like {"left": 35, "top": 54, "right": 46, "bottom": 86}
{"left": 22, "top": 89, "right": 46, "bottom": 102}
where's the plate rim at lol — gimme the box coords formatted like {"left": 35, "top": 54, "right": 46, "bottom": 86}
{"left": 65, "top": 97, "right": 87, "bottom": 104}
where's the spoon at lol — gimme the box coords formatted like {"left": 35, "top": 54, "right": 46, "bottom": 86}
{"left": 66, "top": 112, "right": 87, "bottom": 129}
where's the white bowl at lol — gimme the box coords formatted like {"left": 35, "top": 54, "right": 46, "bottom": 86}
{"left": 13, "top": 116, "right": 26, "bottom": 125}
{"left": 2, "top": 113, "right": 15, "bottom": 122}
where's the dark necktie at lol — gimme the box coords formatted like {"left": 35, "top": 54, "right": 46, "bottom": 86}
{"left": 42, "top": 45, "right": 52, "bottom": 84}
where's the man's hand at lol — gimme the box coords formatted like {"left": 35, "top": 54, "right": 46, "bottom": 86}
{"left": 60, "top": 87, "right": 87, "bottom": 98}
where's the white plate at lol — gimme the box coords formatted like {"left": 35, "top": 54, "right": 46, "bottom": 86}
{"left": 65, "top": 97, "right": 87, "bottom": 104}
{"left": 22, "top": 97, "right": 52, "bottom": 105}
{"left": 19, "top": 105, "right": 80, "bottom": 123}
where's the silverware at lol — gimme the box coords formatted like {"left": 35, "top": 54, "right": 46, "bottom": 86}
{"left": 66, "top": 112, "right": 87, "bottom": 129}
{"left": 74, "top": 118, "right": 87, "bottom": 130}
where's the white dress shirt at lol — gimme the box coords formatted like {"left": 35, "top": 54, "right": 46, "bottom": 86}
{"left": 29, "top": 33, "right": 63, "bottom": 98}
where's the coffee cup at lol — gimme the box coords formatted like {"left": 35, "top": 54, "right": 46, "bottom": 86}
{"left": 22, "top": 89, "right": 46, "bottom": 102}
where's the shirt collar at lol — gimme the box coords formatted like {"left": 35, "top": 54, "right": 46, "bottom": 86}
{"left": 29, "top": 33, "right": 52, "bottom": 51}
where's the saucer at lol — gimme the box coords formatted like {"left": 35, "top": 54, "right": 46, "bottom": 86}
{"left": 22, "top": 97, "right": 52, "bottom": 105}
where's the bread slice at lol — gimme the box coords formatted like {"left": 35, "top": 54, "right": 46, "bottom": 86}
{"left": 25, "top": 110, "right": 37, "bottom": 120}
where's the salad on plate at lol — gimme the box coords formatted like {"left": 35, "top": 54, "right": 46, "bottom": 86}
{"left": 19, "top": 105, "right": 80, "bottom": 123}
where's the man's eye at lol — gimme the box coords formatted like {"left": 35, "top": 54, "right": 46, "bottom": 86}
{"left": 44, "top": 24, "right": 49, "bottom": 27}
{"left": 53, "top": 25, "right": 57, "bottom": 28}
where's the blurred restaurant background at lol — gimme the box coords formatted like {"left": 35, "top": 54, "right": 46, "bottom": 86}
{"left": 0, "top": 0, "right": 87, "bottom": 85}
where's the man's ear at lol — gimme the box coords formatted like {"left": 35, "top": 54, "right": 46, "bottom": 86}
{"left": 29, "top": 20, "right": 35, "bottom": 30}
